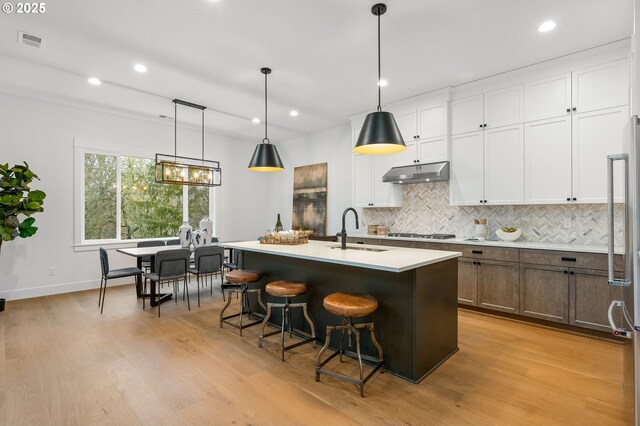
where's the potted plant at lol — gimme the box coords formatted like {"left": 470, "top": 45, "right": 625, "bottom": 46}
{"left": 0, "top": 162, "right": 46, "bottom": 312}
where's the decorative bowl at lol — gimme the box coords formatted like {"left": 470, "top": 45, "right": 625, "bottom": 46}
{"left": 495, "top": 228, "right": 522, "bottom": 241}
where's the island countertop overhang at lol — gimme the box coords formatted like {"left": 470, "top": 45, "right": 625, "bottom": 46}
{"left": 221, "top": 240, "right": 462, "bottom": 273}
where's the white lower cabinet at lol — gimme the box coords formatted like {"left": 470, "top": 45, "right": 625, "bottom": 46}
{"left": 572, "top": 106, "right": 627, "bottom": 203}
{"left": 451, "top": 131, "right": 484, "bottom": 205}
{"left": 352, "top": 154, "right": 402, "bottom": 208}
{"left": 524, "top": 116, "right": 572, "bottom": 204}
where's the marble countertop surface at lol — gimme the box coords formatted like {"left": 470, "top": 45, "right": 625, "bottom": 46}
{"left": 346, "top": 233, "right": 622, "bottom": 255}
{"left": 221, "top": 240, "right": 462, "bottom": 273}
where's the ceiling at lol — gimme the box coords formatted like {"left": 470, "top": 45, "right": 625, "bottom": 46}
{"left": 0, "top": 0, "right": 633, "bottom": 142}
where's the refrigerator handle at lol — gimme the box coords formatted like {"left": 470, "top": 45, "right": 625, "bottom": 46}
{"left": 608, "top": 300, "right": 634, "bottom": 338}
{"left": 607, "top": 153, "right": 631, "bottom": 287}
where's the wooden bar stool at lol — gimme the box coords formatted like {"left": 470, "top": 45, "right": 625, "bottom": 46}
{"left": 258, "top": 281, "right": 316, "bottom": 361}
{"left": 219, "top": 269, "right": 266, "bottom": 336}
{"left": 316, "top": 292, "right": 384, "bottom": 397}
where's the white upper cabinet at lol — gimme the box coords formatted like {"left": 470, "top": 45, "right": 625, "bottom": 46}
{"left": 524, "top": 116, "right": 572, "bottom": 204}
{"left": 418, "top": 103, "right": 447, "bottom": 139}
{"left": 524, "top": 73, "right": 572, "bottom": 122}
{"left": 451, "top": 94, "right": 484, "bottom": 135}
{"left": 392, "top": 106, "right": 418, "bottom": 143}
{"left": 351, "top": 123, "right": 363, "bottom": 148}
{"left": 418, "top": 136, "right": 448, "bottom": 163}
{"left": 484, "top": 85, "right": 524, "bottom": 129}
{"left": 352, "top": 154, "right": 373, "bottom": 207}
{"left": 483, "top": 124, "right": 524, "bottom": 205}
{"left": 572, "top": 106, "right": 628, "bottom": 203}
{"left": 572, "top": 59, "right": 629, "bottom": 114}
{"left": 373, "top": 154, "right": 402, "bottom": 207}
{"left": 391, "top": 139, "right": 418, "bottom": 167}
{"left": 450, "top": 131, "right": 484, "bottom": 205}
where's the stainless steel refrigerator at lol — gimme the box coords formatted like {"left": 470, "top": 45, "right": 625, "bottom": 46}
{"left": 607, "top": 115, "right": 640, "bottom": 424}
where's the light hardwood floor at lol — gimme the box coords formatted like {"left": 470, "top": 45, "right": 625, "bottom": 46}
{"left": 0, "top": 280, "right": 627, "bottom": 425}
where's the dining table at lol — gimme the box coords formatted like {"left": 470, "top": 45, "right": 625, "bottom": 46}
{"left": 116, "top": 243, "right": 237, "bottom": 307}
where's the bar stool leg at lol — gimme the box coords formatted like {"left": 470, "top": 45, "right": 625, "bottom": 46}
{"left": 369, "top": 323, "right": 385, "bottom": 374}
{"left": 258, "top": 303, "right": 273, "bottom": 348}
{"left": 301, "top": 303, "right": 316, "bottom": 348}
{"left": 220, "top": 288, "right": 234, "bottom": 328}
{"left": 280, "top": 305, "right": 287, "bottom": 361}
{"left": 239, "top": 288, "right": 245, "bottom": 336}
{"left": 316, "top": 325, "right": 334, "bottom": 382}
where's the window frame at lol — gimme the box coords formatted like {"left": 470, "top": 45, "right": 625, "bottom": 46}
{"left": 73, "top": 138, "right": 216, "bottom": 251}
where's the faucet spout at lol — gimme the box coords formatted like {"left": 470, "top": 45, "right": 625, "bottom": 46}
{"left": 340, "top": 207, "right": 359, "bottom": 250}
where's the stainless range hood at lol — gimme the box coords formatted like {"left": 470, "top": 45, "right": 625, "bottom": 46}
{"left": 382, "top": 161, "right": 450, "bottom": 184}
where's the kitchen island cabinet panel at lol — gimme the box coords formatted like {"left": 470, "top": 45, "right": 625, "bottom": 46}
{"left": 478, "top": 260, "right": 520, "bottom": 314}
{"left": 520, "top": 264, "right": 569, "bottom": 323}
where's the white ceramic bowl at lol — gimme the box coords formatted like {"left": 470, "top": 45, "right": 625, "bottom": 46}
{"left": 496, "top": 228, "right": 522, "bottom": 241}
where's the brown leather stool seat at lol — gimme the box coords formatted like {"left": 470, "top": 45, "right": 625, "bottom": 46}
{"left": 225, "top": 269, "right": 262, "bottom": 284}
{"left": 265, "top": 281, "right": 308, "bottom": 297}
{"left": 323, "top": 292, "right": 378, "bottom": 318}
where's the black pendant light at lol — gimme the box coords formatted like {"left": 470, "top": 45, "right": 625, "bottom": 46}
{"left": 353, "top": 3, "right": 406, "bottom": 155}
{"left": 248, "top": 67, "right": 285, "bottom": 172}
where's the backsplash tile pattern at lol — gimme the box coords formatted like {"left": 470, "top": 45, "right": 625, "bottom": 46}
{"left": 362, "top": 183, "right": 623, "bottom": 246}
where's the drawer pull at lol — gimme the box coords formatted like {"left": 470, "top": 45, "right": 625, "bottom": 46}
{"left": 356, "top": 241, "right": 364, "bottom": 244}
{"left": 561, "top": 256, "right": 576, "bottom": 262}
{"left": 472, "top": 250, "right": 483, "bottom": 255}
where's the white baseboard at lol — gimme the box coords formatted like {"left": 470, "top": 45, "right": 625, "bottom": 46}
{"left": 0, "top": 278, "right": 135, "bottom": 301}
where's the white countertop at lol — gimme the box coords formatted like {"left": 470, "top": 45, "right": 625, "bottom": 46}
{"left": 347, "top": 233, "right": 621, "bottom": 254}
{"left": 221, "top": 240, "right": 462, "bottom": 273}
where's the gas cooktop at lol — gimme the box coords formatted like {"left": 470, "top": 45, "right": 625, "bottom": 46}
{"left": 386, "top": 233, "right": 456, "bottom": 240}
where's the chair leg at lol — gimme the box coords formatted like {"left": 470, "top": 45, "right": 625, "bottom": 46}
{"left": 316, "top": 326, "right": 334, "bottom": 381}
{"left": 280, "top": 305, "right": 287, "bottom": 361}
{"left": 100, "top": 278, "right": 107, "bottom": 314}
{"left": 98, "top": 276, "right": 104, "bottom": 307}
{"left": 197, "top": 274, "right": 201, "bottom": 308}
{"left": 239, "top": 288, "right": 245, "bottom": 336}
{"left": 157, "top": 280, "right": 161, "bottom": 317}
{"left": 220, "top": 269, "right": 225, "bottom": 301}
{"left": 185, "top": 276, "right": 191, "bottom": 311}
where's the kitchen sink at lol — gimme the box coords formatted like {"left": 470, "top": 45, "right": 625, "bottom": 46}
{"left": 329, "top": 245, "right": 388, "bottom": 252}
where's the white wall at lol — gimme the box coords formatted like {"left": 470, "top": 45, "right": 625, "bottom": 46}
{"left": 267, "top": 124, "right": 359, "bottom": 237}
{"left": 0, "top": 93, "right": 269, "bottom": 300}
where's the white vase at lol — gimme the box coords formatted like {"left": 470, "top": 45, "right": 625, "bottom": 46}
{"left": 192, "top": 230, "right": 207, "bottom": 248}
{"left": 199, "top": 217, "right": 213, "bottom": 245}
{"left": 178, "top": 221, "right": 192, "bottom": 248}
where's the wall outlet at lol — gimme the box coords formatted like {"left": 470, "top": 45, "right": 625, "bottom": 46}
{"left": 563, "top": 217, "right": 572, "bottom": 229}
{"left": 48, "top": 267, "right": 56, "bottom": 276}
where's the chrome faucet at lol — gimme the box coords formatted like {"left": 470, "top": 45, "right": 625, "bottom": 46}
{"left": 340, "top": 207, "right": 359, "bottom": 250}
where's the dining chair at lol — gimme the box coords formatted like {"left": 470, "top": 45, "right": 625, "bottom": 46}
{"left": 144, "top": 248, "right": 191, "bottom": 317}
{"left": 189, "top": 246, "right": 224, "bottom": 307}
{"left": 137, "top": 240, "right": 166, "bottom": 296}
{"left": 98, "top": 247, "right": 143, "bottom": 314}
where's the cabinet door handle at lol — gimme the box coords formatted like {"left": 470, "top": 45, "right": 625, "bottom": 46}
{"left": 572, "top": 107, "right": 577, "bottom": 112}
{"left": 563, "top": 270, "right": 568, "bottom": 274}
{"left": 566, "top": 197, "right": 571, "bottom": 201}
{"left": 572, "top": 197, "right": 577, "bottom": 201}
{"left": 561, "top": 256, "right": 577, "bottom": 262}
{"left": 566, "top": 108, "right": 571, "bottom": 113}
{"left": 569, "top": 271, "right": 575, "bottom": 275}
{"left": 480, "top": 200, "right": 483, "bottom": 203}
{"left": 477, "top": 261, "right": 481, "bottom": 266}
{"left": 479, "top": 124, "right": 483, "bottom": 128}
{"left": 484, "top": 200, "right": 488, "bottom": 203}
{"left": 472, "top": 250, "right": 483, "bottom": 255}
{"left": 356, "top": 241, "right": 364, "bottom": 245}
{"left": 483, "top": 124, "right": 487, "bottom": 128}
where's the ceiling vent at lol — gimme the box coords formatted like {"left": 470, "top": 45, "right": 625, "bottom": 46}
{"left": 17, "top": 31, "right": 43, "bottom": 48}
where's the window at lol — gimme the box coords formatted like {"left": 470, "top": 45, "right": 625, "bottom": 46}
{"left": 77, "top": 147, "right": 214, "bottom": 244}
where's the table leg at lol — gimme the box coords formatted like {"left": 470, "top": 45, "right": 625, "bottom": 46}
{"left": 136, "top": 256, "right": 143, "bottom": 298}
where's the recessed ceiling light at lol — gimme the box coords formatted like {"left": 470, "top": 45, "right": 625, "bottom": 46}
{"left": 290, "top": 110, "right": 299, "bottom": 117}
{"left": 378, "top": 79, "right": 388, "bottom": 87}
{"left": 252, "top": 118, "right": 260, "bottom": 124}
{"left": 538, "top": 20, "right": 557, "bottom": 33}
{"left": 88, "top": 77, "right": 101, "bottom": 85}
{"left": 134, "top": 64, "right": 147, "bottom": 73}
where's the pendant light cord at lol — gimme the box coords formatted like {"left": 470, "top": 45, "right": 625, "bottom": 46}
{"left": 264, "top": 71, "right": 269, "bottom": 144}
{"left": 377, "top": 11, "right": 382, "bottom": 112}
{"left": 174, "top": 101, "right": 178, "bottom": 159}
{"left": 201, "top": 109, "right": 205, "bottom": 163}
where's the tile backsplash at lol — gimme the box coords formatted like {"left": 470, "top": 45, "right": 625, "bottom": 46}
{"left": 362, "top": 183, "right": 623, "bottom": 246}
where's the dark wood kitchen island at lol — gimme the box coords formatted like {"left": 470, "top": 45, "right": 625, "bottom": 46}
{"left": 222, "top": 240, "right": 462, "bottom": 383}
